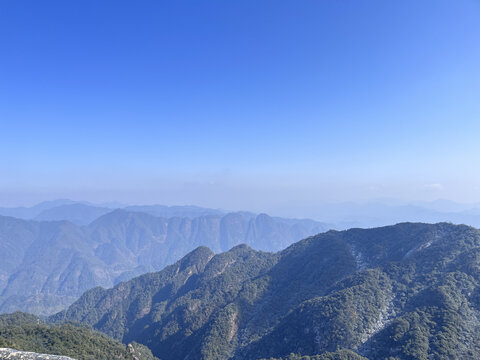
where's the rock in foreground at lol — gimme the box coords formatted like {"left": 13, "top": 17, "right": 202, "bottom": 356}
{"left": 0, "top": 348, "right": 75, "bottom": 359}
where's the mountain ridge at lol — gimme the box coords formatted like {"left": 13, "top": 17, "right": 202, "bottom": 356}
{"left": 5, "top": 199, "right": 480, "bottom": 229}
{"left": 50, "top": 222, "right": 480, "bottom": 359}
{"left": 0, "top": 210, "right": 328, "bottom": 315}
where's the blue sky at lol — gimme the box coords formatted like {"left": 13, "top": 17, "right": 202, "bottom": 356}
{"left": 1, "top": 0, "right": 480, "bottom": 213}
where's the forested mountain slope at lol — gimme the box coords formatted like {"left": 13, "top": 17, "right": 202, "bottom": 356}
{"left": 0, "top": 312, "right": 158, "bottom": 360}
{"left": 51, "top": 223, "right": 480, "bottom": 359}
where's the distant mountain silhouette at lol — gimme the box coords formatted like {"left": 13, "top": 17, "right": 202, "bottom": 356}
{"left": 34, "top": 203, "right": 112, "bottom": 225}
{"left": 0, "top": 200, "right": 79, "bottom": 220}
{"left": 5, "top": 199, "right": 480, "bottom": 228}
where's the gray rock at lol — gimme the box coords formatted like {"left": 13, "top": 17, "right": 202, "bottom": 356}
{"left": 0, "top": 348, "right": 76, "bottom": 360}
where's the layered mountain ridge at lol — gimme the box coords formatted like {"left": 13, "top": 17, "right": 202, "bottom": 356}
{"left": 0, "top": 210, "right": 328, "bottom": 315}
{"left": 50, "top": 222, "right": 480, "bottom": 359}
{"left": 0, "top": 201, "right": 226, "bottom": 226}
{"left": 5, "top": 198, "right": 480, "bottom": 229}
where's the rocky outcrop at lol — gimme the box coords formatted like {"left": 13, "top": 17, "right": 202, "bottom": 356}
{"left": 0, "top": 348, "right": 75, "bottom": 360}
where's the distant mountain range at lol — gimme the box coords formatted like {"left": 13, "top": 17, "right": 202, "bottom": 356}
{"left": 50, "top": 222, "right": 480, "bottom": 359}
{"left": 3, "top": 197, "right": 480, "bottom": 319}
{"left": 0, "top": 200, "right": 227, "bottom": 226}
{"left": 0, "top": 207, "right": 329, "bottom": 315}
{"left": 3, "top": 198, "right": 480, "bottom": 228}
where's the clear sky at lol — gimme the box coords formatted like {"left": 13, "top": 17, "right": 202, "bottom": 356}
{"left": 1, "top": 0, "right": 480, "bottom": 214}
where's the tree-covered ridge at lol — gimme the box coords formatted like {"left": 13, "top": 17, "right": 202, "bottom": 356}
{"left": 51, "top": 223, "right": 480, "bottom": 359}
{"left": 0, "top": 312, "right": 40, "bottom": 327}
{"left": 0, "top": 312, "right": 158, "bottom": 360}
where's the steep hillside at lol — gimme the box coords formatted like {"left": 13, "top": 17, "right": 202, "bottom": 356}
{"left": 0, "top": 312, "right": 158, "bottom": 360}
{"left": 0, "top": 211, "right": 328, "bottom": 315}
{"left": 51, "top": 223, "right": 480, "bottom": 359}
{"left": 0, "top": 217, "right": 106, "bottom": 315}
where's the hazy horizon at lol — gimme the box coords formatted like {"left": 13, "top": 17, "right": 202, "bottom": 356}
{"left": 2, "top": 197, "right": 480, "bottom": 224}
